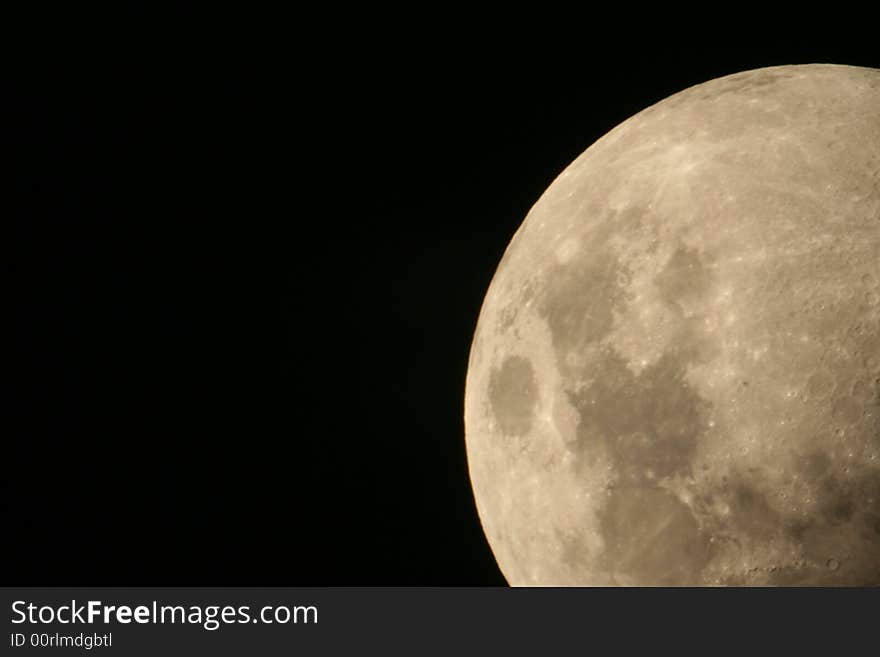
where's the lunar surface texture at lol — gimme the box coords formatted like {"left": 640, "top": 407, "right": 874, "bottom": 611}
{"left": 464, "top": 64, "right": 880, "bottom": 586}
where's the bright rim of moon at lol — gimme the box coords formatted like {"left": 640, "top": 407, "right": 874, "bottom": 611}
{"left": 464, "top": 64, "right": 880, "bottom": 586}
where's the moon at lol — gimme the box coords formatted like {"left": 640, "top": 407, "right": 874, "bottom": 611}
{"left": 464, "top": 64, "right": 880, "bottom": 586}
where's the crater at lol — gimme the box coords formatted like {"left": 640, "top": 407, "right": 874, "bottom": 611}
{"left": 488, "top": 355, "right": 538, "bottom": 437}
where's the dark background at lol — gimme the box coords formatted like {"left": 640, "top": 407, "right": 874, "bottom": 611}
{"left": 6, "top": 13, "right": 879, "bottom": 585}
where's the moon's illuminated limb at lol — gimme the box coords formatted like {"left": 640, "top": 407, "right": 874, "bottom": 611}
{"left": 465, "top": 65, "right": 880, "bottom": 586}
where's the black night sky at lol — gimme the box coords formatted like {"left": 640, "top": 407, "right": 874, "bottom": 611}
{"left": 6, "top": 14, "right": 879, "bottom": 586}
